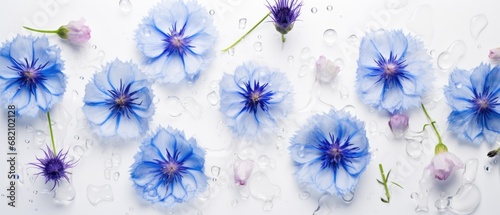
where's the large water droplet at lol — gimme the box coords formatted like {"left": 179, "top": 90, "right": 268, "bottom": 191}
{"left": 118, "top": 0, "right": 132, "bottom": 14}
{"left": 437, "top": 40, "right": 467, "bottom": 70}
{"left": 73, "top": 145, "right": 85, "bottom": 156}
{"left": 239, "top": 18, "right": 247, "bottom": 29}
{"left": 323, "top": 29, "right": 338, "bottom": 45}
{"left": 53, "top": 180, "right": 76, "bottom": 204}
{"left": 406, "top": 139, "right": 423, "bottom": 158}
{"left": 462, "top": 159, "right": 478, "bottom": 183}
{"left": 300, "top": 47, "right": 311, "bottom": 61}
{"left": 249, "top": 172, "right": 280, "bottom": 201}
{"left": 407, "top": 5, "right": 433, "bottom": 42}
{"left": 470, "top": 14, "right": 488, "bottom": 40}
{"left": 347, "top": 34, "right": 358, "bottom": 44}
{"left": 342, "top": 191, "right": 355, "bottom": 203}
{"left": 448, "top": 184, "right": 481, "bottom": 214}
{"left": 253, "top": 42, "right": 262, "bottom": 52}
{"left": 207, "top": 91, "right": 219, "bottom": 106}
{"left": 165, "top": 96, "right": 185, "bottom": 117}
{"left": 87, "top": 185, "right": 114, "bottom": 206}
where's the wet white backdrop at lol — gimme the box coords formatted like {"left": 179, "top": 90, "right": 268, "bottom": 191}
{"left": 1, "top": 0, "right": 500, "bottom": 214}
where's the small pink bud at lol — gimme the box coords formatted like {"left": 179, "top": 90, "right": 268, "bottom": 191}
{"left": 388, "top": 113, "right": 409, "bottom": 137}
{"left": 233, "top": 157, "right": 254, "bottom": 186}
{"left": 58, "top": 19, "right": 91, "bottom": 45}
{"left": 428, "top": 151, "right": 463, "bottom": 180}
{"left": 488, "top": 48, "right": 500, "bottom": 60}
{"left": 315, "top": 55, "right": 340, "bottom": 83}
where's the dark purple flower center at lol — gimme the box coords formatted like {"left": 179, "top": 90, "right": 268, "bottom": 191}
{"left": 107, "top": 79, "right": 141, "bottom": 118}
{"left": 268, "top": 0, "right": 302, "bottom": 34}
{"left": 43, "top": 157, "right": 66, "bottom": 180}
{"left": 472, "top": 88, "right": 499, "bottom": 115}
{"left": 373, "top": 51, "right": 409, "bottom": 87}
{"left": 158, "top": 150, "right": 187, "bottom": 184}
{"left": 7, "top": 58, "right": 48, "bottom": 92}
{"left": 319, "top": 133, "right": 359, "bottom": 170}
{"left": 239, "top": 80, "right": 275, "bottom": 114}
{"left": 162, "top": 161, "right": 180, "bottom": 176}
{"left": 163, "top": 24, "right": 192, "bottom": 56}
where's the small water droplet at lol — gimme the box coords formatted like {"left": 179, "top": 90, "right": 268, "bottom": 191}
{"left": 112, "top": 154, "right": 121, "bottom": 166}
{"left": 470, "top": 14, "right": 488, "bottom": 40}
{"left": 430, "top": 49, "right": 436, "bottom": 56}
{"left": 73, "top": 145, "right": 85, "bottom": 156}
{"left": 113, "top": 172, "right": 120, "bottom": 181}
{"left": 165, "top": 96, "right": 185, "bottom": 117}
{"left": 104, "top": 169, "right": 111, "bottom": 180}
{"left": 227, "top": 48, "right": 235, "bottom": 56}
{"left": 118, "top": 0, "right": 132, "bottom": 15}
{"left": 299, "top": 191, "right": 311, "bottom": 200}
{"left": 311, "top": 7, "right": 318, "bottom": 13}
{"left": 207, "top": 91, "right": 219, "bottom": 106}
{"left": 253, "top": 42, "right": 262, "bottom": 52}
{"left": 300, "top": 47, "right": 311, "bottom": 61}
{"left": 231, "top": 199, "right": 238, "bottom": 207}
{"left": 33, "top": 190, "right": 38, "bottom": 194}
{"left": 411, "top": 192, "right": 419, "bottom": 199}
{"left": 92, "top": 45, "right": 97, "bottom": 49}
{"left": 211, "top": 166, "right": 221, "bottom": 177}
{"left": 98, "top": 50, "right": 105, "bottom": 60}
{"left": 87, "top": 184, "right": 114, "bottom": 206}
{"left": 347, "top": 34, "right": 358, "bottom": 44}
{"left": 435, "top": 198, "right": 449, "bottom": 211}
{"left": 297, "top": 145, "right": 305, "bottom": 158}
{"left": 25, "top": 139, "right": 30, "bottom": 143}
{"left": 142, "top": 28, "right": 151, "bottom": 37}
{"left": 209, "top": 10, "right": 215, "bottom": 15}
{"left": 326, "top": 5, "right": 333, "bottom": 11}
{"left": 262, "top": 200, "right": 273, "bottom": 211}
{"left": 323, "top": 29, "right": 338, "bottom": 45}
{"left": 287, "top": 55, "right": 294, "bottom": 64}
{"left": 85, "top": 139, "right": 94, "bottom": 149}
{"left": 340, "top": 85, "right": 349, "bottom": 99}
{"left": 455, "top": 83, "right": 462, "bottom": 88}
{"left": 257, "top": 35, "right": 262, "bottom": 39}
{"left": 406, "top": 140, "right": 423, "bottom": 158}
{"left": 342, "top": 191, "right": 354, "bottom": 203}
{"left": 257, "top": 155, "right": 270, "bottom": 168}
{"left": 368, "top": 121, "right": 378, "bottom": 134}
{"left": 33, "top": 130, "right": 46, "bottom": 143}
{"left": 484, "top": 165, "right": 491, "bottom": 172}
{"left": 333, "top": 58, "right": 345, "bottom": 69}
{"left": 29, "top": 199, "right": 33, "bottom": 203}
{"left": 238, "top": 18, "right": 247, "bottom": 29}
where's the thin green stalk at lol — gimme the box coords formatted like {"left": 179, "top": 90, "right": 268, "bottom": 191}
{"left": 281, "top": 34, "right": 285, "bottom": 43}
{"left": 47, "top": 111, "right": 57, "bottom": 155}
{"left": 421, "top": 103, "right": 443, "bottom": 144}
{"left": 379, "top": 164, "right": 391, "bottom": 203}
{"left": 23, "top": 26, "right": 58, "bottom": 34}
{"left": 222, "top": 12, "right": 271, "bottom": 52}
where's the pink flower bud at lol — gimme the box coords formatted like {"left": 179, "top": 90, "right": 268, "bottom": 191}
{"left": 233, "top": 158, "right": 254, "bottom": 186}
{"left": 388, "top": 113, "right": 409, "bottom": 137}
{"left": 428, "top": 151, "right": 463, "bottom": 180}
{"left": 58, "top": 19, "right": 91, "bottom": 45}
{"left": 315, "top": 55, "right": 340, "bottom": 83}
{"left": 488, "top": 48, "right": 500, "bottom": 60}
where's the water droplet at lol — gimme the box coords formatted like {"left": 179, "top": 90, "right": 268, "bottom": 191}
{"left": 347, "top": 34, "right": 358, "bottom": 44}
{"left": 92, "top": 45, "right": 97, "bottom": 49}
{"left": 211, "top": 166, "right": 220, "bottom": 177}
{"left": 98, "top": 50, "right": 105, "bottom": 60}
{"left": 287, "top": 55, "right": 294, "bottom": 64}
{"left": 385, "top": 0, "right": 409, "bottom": 10}
{"left": 340, "top": 85, "right": 349, "bottom": 99}
{"left": 299, "top": 191, "right": 311, "bottom": 200}
{"left": 25, "top": 139, "right": 30, "bottom": 143}
{"left": 300, "top": 47, "right": 311, "bottom": 61}
{"left": 333, "top": 58, "right": 345, "bottom": 69}
{"left": 249, "top": 172, "right": 280, "bottom": 201}
{"left": 311, "top": 7, "right": 317, "bottom": 13}
{"left": 113, "top": 172, "right": 120, "bottom": 181}
{"left": 209, "top": 10, "right": 215, "bottom": 15}
{"left": 455, "top": 83, "right": 462, "bottom": 88}
{"left": 87, "top": 184, "right": 114, "bottom": 206}
{"left": 29, "top": 199, "right": 33, "bottom": 203}
{"left": 73, "top": 145, "right": 85, "bottom": 156}
{"left": 257, "top": 35, "right": 262, "bottom": 39}
{"left": 448, "top": 184, "right": 481, "bottom": 214}
{"left": 437, "top": 40, "right": 467, "bottom": 70}
{"left": 253, "top": 42, "right": 262, "bottom": 52}
{"left": 298, "top": 65, "right": 311, "bottom": 78}
{"left": 104, "top": 169, "right": 111, "bottom": 180}
{"left": 33, "top": 190, "right": 38, "bottom": 194}
{"left": 33, "top": 130, "right": 46, "bottom": 143}
{"left": 341, "top": 105, "right": 357, "bottom": 115}
{"left": 142, "top": 28, "right": 151, "bottom": 37}
{"left": 297, "top": 145, "right": 305, "bottom": 158}
{"left": 165, "top": 96, "right": 185, "bottom": 117}
{"left": 231, "top": 199, "right": 238, "bottom": 207}
{"left": 207, "top": 91, "right": 219, "bottom": 106}
{"left": 112, "top": 154, "right": 121, "bottom": 166}
{"left": 239, "top": 18, "right": 247, "bottom": 29}
{"left": 411, "top": 192, "right": 419, "bottom": 199}
{"left": 257, "top": 155, "right": 270, "bottom": 168}
{"left": 262, "top": 200, "right": 273, "bottom": 211}
{"left": 323, "top": 29, "right": 337, "bottom": 45}
{"left": 484, "top": 165, "right": 490, "bottom": 172}
{"left": 342, "top": 191, "right": 354, "bottom": 203}
{"left": 74, "top": 135, "right": 79, "bottom": 140}
{"left": 85, "top": 139, "right": 94, "bottom": 149}
{"left": 470, "top": 14, "right": 488, "bottom": 40}
{"left": 434, "top": 198, "right": 449, "bottom": 211}
{"left": 118, "top": 0, "right": 132, "bottom": 15}
{"left": 368, "top": 121, "right": 378, "bottom": 134}
{"left": 326, "top": 5, "right": 333, "bottom": 11}
{"left": 430, "top": 49, "right": 436, "bottom": 56}
{"left": 407, "top": 5, "right": 434, "bottom": 42}
{"left": 54, "top": 180, "right": 76, "bottom": 204}
{"left": 227, "top": 48, "right": 234, "bottom": 56}
{"left": 406, "top": 140, "right": 423, "bottom": 158}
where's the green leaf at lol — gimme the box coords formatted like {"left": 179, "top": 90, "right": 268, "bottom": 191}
{"left": 391, "top": 181, "right": 403, "bottom": 189}
{"left": 386, "top": 170, "right": 391, "bottom": 181}
{"left": 381, "top": 197, "right": 389, "bottom": 203}
{"left": 377, "top": 179, "right": 384, "bottom": 185}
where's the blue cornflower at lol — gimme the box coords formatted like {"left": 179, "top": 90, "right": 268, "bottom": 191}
{"left": 136, "top": 0, "right": 217, "bottom": 84}
{"left": 356, "top": 30, "right": 433, "bottom": 114}
{"left": 267, "top": 0, "right": 302, "bottom": 36}
{"left": 30, "top": 146, "right": 77, "bottom": 190}
{"left": 130, "top": 127, "right": 207, "bottom": 207}
{"left": 219, "top": 62, "right": 292, "bottom": 141}
{"left": 289, "top": 110, "right": 370, "bottom": 196}
{"left": 0, "top": 35, "right": 65, "bottom": 117}
{"left": 444, "top": 63, "right": 500, "bottom": 145}
{"left": 82, "top": 59, "right": 154, "bottom": 139}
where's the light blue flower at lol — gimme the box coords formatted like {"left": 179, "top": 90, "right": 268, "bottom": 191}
{"left": 219, "top": 62, "right": 292, "bottom": 141}
{"left": 0, "top": 35, "right": 65, "bottom": 117}
{"left": 356, "top": 30, "right": 433, "bottom": 114}
{"left": 130, "top": 127, "right": 207, "bottom": 207}
{"left": 444, "top": 63, "right": 500, "bottom": 145}
{"left": 82, "top": 59, "right": 154, "bottom": 139}
{"left": 136, "top": 0, "right": 217, "bottom": 84}
{"left": 289, "top": 109, "right": 370, "bottom": 196}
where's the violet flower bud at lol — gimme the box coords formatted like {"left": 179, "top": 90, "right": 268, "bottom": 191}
{"left": 488, "top": 48, "right": 500, "bottom": 60}
{"left": 315, "top": 55, "right": 340, "bottom": 84}
{"left": 58, "top": 19, "right": 91, "bottom": 45}
{"left": 427, "top": 151, "right": 464, "bottom": 180}
{"left": 388, "top": 113, "right": 409, "bottom": 137}
{"left": 233, "top": 157, "right": 254, "bottom": 186}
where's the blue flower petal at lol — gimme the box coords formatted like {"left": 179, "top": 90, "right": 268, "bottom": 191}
{"left": 131, "top": 162, "right": 162, "bottom": 186}
{"left": 9, "top": 36, "right": 33, "bottom": 63}
{"left": 136, "top": 25, "right": 168, "bottom": 58}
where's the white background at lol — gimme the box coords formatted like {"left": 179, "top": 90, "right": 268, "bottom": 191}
{"left": 1, "top": 0, "right": 500, "bottom": 214}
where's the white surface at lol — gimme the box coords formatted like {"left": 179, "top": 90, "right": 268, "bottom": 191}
{"left": 1, "top": 0, "right": 500, "bottom": 214}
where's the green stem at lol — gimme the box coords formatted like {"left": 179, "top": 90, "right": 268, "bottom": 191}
{"left": 222, "top": 12, "right": 271, "bottom": 52}
{"left": 421, "top": 103, "right": 443, "bottom": 144}
{"left": 23, "top": 26, "right": 58, "bottom": 34}
{"left": 379, "top": 164, "right": 391, "bottom": 203}
{"left": 47, "top": 111, "right": 57, "bottom": 155}
{"left": 281, "top": 34, "right": 286, "bottom": 43}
